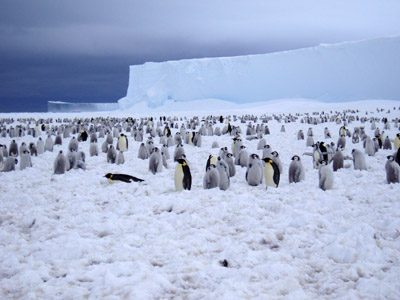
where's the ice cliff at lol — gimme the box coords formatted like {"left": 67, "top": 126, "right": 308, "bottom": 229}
{"left": 119, "top": 37, "right": 400, "bottom": 109}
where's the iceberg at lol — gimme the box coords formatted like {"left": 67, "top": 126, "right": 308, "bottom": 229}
{"left": 48, "top": 101, "right": 119, "bottom": 113}
{"left": 118, "top": 36, "right": 400, "bottom": 109}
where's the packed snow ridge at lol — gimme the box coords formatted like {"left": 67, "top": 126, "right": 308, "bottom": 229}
{"left": 118, "top": 36, "right": 400, "bottom": 109}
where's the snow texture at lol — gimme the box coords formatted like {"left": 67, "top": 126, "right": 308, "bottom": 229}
{"left": 1, "top": 99, "right": 400, "bottom": 299}
{"left": 119, "top": 36, "right": 400, "bottom": 109}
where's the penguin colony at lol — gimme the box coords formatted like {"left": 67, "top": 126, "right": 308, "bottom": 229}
{"left": 1, "top": 106, "right": 400, "bottom": 194}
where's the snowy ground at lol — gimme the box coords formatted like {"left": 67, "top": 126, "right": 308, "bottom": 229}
{"left": 1, "top": 99, "right": 400, "bottom": 300}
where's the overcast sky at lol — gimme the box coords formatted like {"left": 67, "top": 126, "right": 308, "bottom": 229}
{"left": 1, "top": 0, "right": 400, "bottom": 112}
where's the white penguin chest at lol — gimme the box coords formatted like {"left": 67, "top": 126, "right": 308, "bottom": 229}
{"left": 174, "top": 165, "right": 184, "bottom": 191}
{"left": 264, "top": 164, "right": 276, "bottom": 187}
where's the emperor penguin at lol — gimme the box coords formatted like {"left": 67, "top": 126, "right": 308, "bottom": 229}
{"left": 9, "top": 140, "right": 18, "bottom": 156}
{"left": 206, "top": 155, "right": 218, "bottom": 171}
{"left": 138, "top": 143, "right": 149, "bottom": 160}
{"left": 54, "top": 134, "right": 62, "bottom": 146}
{"left": 237, "top": 146, "right": 249, "bottom": 167}
{"left": 337, "top": 135, "right": 346, "bottom": 150}
{"left": 352, "top": 149, "right": 367, "bottom": 171}
{"left": 107, "top": 145, "right": 117, "bottom": 164}
{"left": 193, "top": 132, "right": 202, "bottom": 147}
{"left": 54, "top": 150, "right": 67, "bottom": 174}
{"left": 149, "top": 147, "right": 162, "bottom": 174}
{"left": 68, "top": 137, "right": 79, "bottom": 152}
{"left": 262, "top": 157, "right": 280, "bottom": 188}
{"left": 146, "top": 138, "right": 154, "bottom": 154}
{"left": 90, "top": 132, "right": 98, "bottom": 143}
{"left": 319, "top": 142, "right": 329, "bottom": 162}
{"left": 224, "top": 153, "right": 236, "bottom": 177}
{"left": 104, "top": 173, "right": 144, "bottom": 183}
{"left": 211, "top": 141, "right": 219, "bottom": 149}
{"left": 78, "top": 130, "right": 88, "bottom": 142}
{"left": 332, "top": 146, "right": 344, "bottom": 172}
{"left": 45, "top": 135, "right": 54, "bottom": 152}
{"left": 101, "top": 140, "right": 108, "bottom": 153}
{"left": 365, "top": 137, "right": 376, "bottom": 156}
{"left": 216, "top": 157, "right": 230, "bottom": 190}
{"left": 161, "top": 144, "right": 170, "bottom": 160}
{"left": 324, "top": 127, "right": 331, "bottom": 139}
{"left": 174, "top": 132, "right": 182, "bottom": 145}
{"left": 219, "top": 147, "right": 229, "bottom": 161}
{"left": 19, "top": 150, "right": 32, "bottom": 170}
{"left": 29, "top": 142, "right": 38, "bottom": 156}
{"left": 19, "top": 142, "right": 28, "bottom": 156}
{"left": 394, "top": 133, "right": 400, "bottom": 151}
{"left": 383, "top": 136, "right": 392, "bottom": 150}
{"left": 288, "top": 155, "right": 305, "bottom": 183}
{"left": 306, "top": 136, "right": 315, "bottom": 147}
{"left": 339, "top": 126, "right": 346, "bottom": 137}
{"left": 175, "top": 158, "right": 192, "bottom": 191}
{"left": 2, "top": 157, "right": 18, "bottom": 172}
{"left": 307, "top": 128, "right": 314, "bottom": 137}
{"left": 66, "top": 150, "right": 77, "bottom": 170}
{"left": 173, "top": 144, "right": 185, "bottom": 162}
{"left": 1, "top": 144, "right": 8, "bottom": 158}
{"left": 385, "top": 155, "right": 400, "bottom": 184}
{"left": 117, "top": 133, "right": 128, "bottom": 152}
{"left": 106, "top": 133, "right": 113, "bottom": 145}
{"left": 319, "top": 160, "right": 334, "bottom": 191}
{"left": 352, "top": 132, "right": 360, "bottom": 144}
{"left": 232, "top": 137, "right": 242, "bottom": 157}
{"left": 37, "top": 138, "right": 44, "bottom": 155}
{"left": 89, "top": 143, "right": 99, "bottom": 156}
{"left": 312, "top": 143, "right": 322, "bottom": 169}
{"left": 116, "top": 151, "right": 125, "bottom": 165}
{"left": 271, "top": 151, "right": 283, "bottom": 174}
{"left": 246, "top": 154, "right": 263, "bottom": 186}
{"left": 203, "top": 164, "right": 220, "bottom": 189}
{"left": 297, "top": 130, "right": 304, "bottom": 140}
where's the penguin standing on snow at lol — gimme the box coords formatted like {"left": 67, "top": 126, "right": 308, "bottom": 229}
{"left": 117, "top": 133, "right": 128, "bottom": 152}
{"left": 1, "top": 157, "right": 17, "bottom": 172}
{"left": 175, "top": 158, "right": 192, "bottom": 191}
{"left": 19, "top": 150, "right": 32, "bottom": 170}
{"left": 216, "top": 157, "right": 230, "bottom": 190}
{"left": 138, "top": 143, "right": 149, "bottom": 160}
{"left": 385, "top": 155, "right": 400, "bottom": 184}
{"left": 107, "top": 145, "right": 117, "bottom": 164}
{"left": 352, "top": 149, "right": 367, "bottom": 171}
{"left": 288, "top": 155, "right": 305, "bottom": 183}
{"left": 149, "top": 147, "right": 162, "bottom": 174}
{"left": 54, "top": 150, "right": 67, "bottom": 174}
{"left": 332, "top": 146, "right": 344, "bottom": 172}
{"left": 319, "top": 160, "right": 334, "bottom": 191}
{"left": 203, "top": 164, "right": 220, "bottom": 189}
{"left": 246, "top": 154, "right": 263, "bottom": 186}
{"left": 262, "top": 157, "right": 280, "bottom": 188}
{"left": 205, "top": 155, "right": 218, "bottom": 171}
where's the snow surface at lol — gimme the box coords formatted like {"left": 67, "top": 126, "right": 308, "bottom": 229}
{"left": 1, "top": 99, "right": 400, "bottom": 299}
{"left": 119, "top": 37, "right": 400, "bottom": 109}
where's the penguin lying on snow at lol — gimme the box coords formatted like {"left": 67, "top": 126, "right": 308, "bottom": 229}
{"left": 104, "top": 173, "right": 144, "bottom": 183}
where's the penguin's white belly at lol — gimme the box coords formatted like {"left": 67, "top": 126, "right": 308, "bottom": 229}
{"left": 175, "top": 165, "right": 184, "bottom": 191}
{"left": 265, "top": 164, "right": 276, "bottom": 187}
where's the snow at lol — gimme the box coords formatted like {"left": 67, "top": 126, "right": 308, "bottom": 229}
{"left": 1, "top": 99, "right": 400, "bottom": 299}
{"left": 119, "top": 36, "right": 400, "bottom": 109}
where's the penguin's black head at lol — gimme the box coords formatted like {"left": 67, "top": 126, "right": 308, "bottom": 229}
{"left": 387, "top": 155, "right": 394, "bottom": 161}
{"left": 177, "top": 158, "right": 186, "bottom": 165}
{"left": 271, "top": 151, "right": 278, "bottom": 157}
{"left": 263, "top": 157, "right": 272, "bottom": 163}
{"left": 292, "top": 155, "right": 300, "bottom": 161}
{"left": 104, "top": 173, "right": 112, "bottom": 178}
{"left": 321, "top": 160, "right": 328, "bottom": 166}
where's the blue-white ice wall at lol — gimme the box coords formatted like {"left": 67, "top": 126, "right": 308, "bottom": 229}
{"left": 119, "top": 37, "right": 400, "bottom": 109}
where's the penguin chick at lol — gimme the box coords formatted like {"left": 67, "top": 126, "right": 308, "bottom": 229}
{"left": 149, "top": 147, "right": 162, "bottom": 174}
{"left": 1, "top": 157, "right": 18, "bottom": 172}
{"left": 54, "top": 150, "right": 67, "bottom": 174}
{"left": 288, "top": 155, "right": 305, "bottom": 183}
{"left": 352, "top": 149, "right": 367, "bottom": 171}
{"left": 332, "top": 146, "right": 344, "bottom": 172}
{"left": 319, "top": 160, "right": 334, "bottom": 191}
{"left": 216, "top": 158, "right": 230, "bottom": 191}
{"left": 107, "top": 145, "right": 117, "bottom": 164}
{"left": 104, "top": 173, "right": 144, "bottom": 183}
{"left": 203, "top": 165, "right": 220, "bottom": 189}
{"left": 385, "top": 155, "right": 400, "bottom": 184}
{"left": 246, "top": 154, "right": 263, "bottom": 186}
